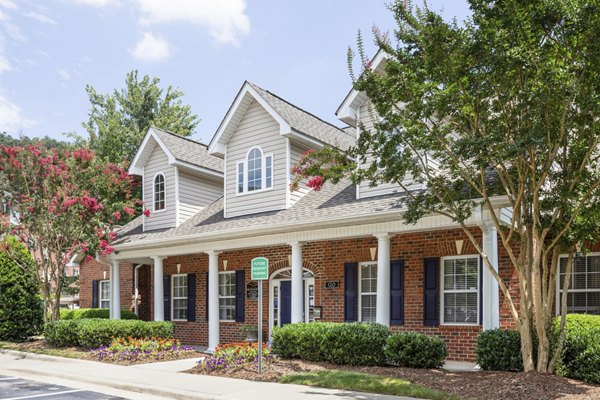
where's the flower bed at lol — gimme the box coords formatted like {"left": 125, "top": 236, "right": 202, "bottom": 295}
{"left": 89, "top": 337, "right": 197, "bottom": 365}
{"left": 196, "top": 342, "right": 277, "bottom": 373}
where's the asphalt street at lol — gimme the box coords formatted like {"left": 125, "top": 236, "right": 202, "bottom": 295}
{"left": 0, "top": 375, "right": 125, "bottom": 400}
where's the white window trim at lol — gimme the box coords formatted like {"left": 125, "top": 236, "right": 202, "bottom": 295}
{"left": 171, "top": 274, "right": 188, "bottom": 322}
{"left": 440, "top": 255, "right": 480, "bottom": 326}
{"left": 218, "top": 271, "right": 236, "bottom": 322}
{"left": 235, "top": 146, "right": 274, "bottom": 196}
{"left": 358, "top": 261, "right": 377, "bottom": 323}
{"left": 99, "top": 280, "right": 110, "bottom": 309}
{"left": 152, "top": 172, "right": 166, "bottom": 213}
{"left": 556, "top": 252, "right": 600, "bottom": 315}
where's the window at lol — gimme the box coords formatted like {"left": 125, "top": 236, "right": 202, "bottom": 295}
{"left": 441, "top": 256, "right": 479, "bottom": 325}
{"left": 559, "top": 254, "right": 600, "bottom": 315}
{"left": 171, "top": 274, "right": 188, "bottom": 320}
{"left": 153, "top": 173, "right": 165, "bottom": 211}
{"left": 359, "top": 262, "right": 377, "bottom": 322}
{"left": 99, "top": 280, "right": 110, "bottom": 309}
{"left": 218, "top": 272, "right": 236, "bottom": 321}
{"left": 237, "top": 147, "right": 273, "bottom": 194}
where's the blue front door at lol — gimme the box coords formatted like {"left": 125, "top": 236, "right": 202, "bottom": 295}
{"left": 280, "top": 281, "right": 292, "bottom": 325}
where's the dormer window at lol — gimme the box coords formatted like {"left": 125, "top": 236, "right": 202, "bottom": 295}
{"left": 153, "top": 173, "right": 166, "bottom": 211}
{"left": 237, "top": 147, "right": 273, "bottom": 194}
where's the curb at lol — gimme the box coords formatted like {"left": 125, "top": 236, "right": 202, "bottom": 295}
{"left": 0, "top": 349, "right": 83, "bottom": 364}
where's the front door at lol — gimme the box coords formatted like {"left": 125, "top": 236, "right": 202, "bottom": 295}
{"left": 280, "top": 281, "right": 292, "bottom": 325}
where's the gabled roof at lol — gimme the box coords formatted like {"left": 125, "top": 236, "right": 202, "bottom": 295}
{"left": 208, "top": 81, "right": 355, "bottom": 156}
{"left": 336, "top": 49, "right": 388, "bottom": 126}
{"left": 129, "top": 126, "right": 223, "bottom": 177}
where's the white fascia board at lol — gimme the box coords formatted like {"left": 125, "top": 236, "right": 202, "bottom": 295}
{"left": 112, "top": 212, "right": 480, "bottom": 260}
{"left": 283, "top": 130, "right": 325, "bottom": 149}
{"left": 172, "top": 161, "right": 224, "bottom": 179}
{"left": 208, "top": 82, "right": 291, "bottom": 155}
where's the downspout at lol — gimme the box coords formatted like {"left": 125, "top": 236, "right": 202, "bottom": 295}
{"left": 134, "top": 264, "right": 143, "bottom": 316}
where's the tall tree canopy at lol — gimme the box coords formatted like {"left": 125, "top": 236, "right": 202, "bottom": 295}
{"left": 0, "top": 144, "right": 138, "bottom": 322}
{"left": 71, "top": 70, "right": 199, "bottom": 164}
{"left": 0, "top": 132, "right": 72, "bottom": 151}
{"left": 293, "top": 0, "right": 600, "bottom": 373}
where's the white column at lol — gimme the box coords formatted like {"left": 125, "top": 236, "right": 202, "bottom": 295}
{"left": 152, "top": 256, "right": 164, "bottom": 321}
{"left": 482, "top": 225, "right": 500, "bottom": 329}
{"left": 111, "top": 260, "right": 121, "bottom": 320}
{"left": 290, "top": 241, "right": 304, "bottom": 323}
{"left": 108, "top": 263, "right": 114, "bottom": 319}
{"left": 208, "top": 251, "right": 220, "bottom": 352}
{"left": 375, "top": 233, "right": 391, "bottom": 326}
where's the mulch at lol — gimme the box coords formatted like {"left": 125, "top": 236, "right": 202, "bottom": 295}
{"left": 186, "top": 358, "right": 600, "bottom": 400}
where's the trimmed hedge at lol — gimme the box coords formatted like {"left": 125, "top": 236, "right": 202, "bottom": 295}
{"left": 44, "top": 319, "right": 174, "bottom": 348}
{"left": 384, "top": 332, "right": 447, "bottom": 368}
{"left": 554, "top": 314, "right": 600, "bottom": 384}
{"left": 271, "top": 322, "right": 391, "bottom": 366}
{"left": 60, "top": 308, "right": 138, "bottom": 320}
{"left": 476, "top": 329, "right": 524, "bottom": 371}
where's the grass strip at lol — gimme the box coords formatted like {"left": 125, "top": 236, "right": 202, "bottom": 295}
{"left": 280, "top": 369, "right": 459, "bottom": 400}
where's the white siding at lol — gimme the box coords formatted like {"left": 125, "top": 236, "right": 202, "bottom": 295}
{"left": 358, "top": 99, "right": 421, "bottom": 199}
{"left": 289, "top": 141, "right": 311, "bottom": 206}
{"left": 178, "top": 170, "right": 222, "bottom": 224}
{"left": 144, "top": 145, "right": 177, "bottom": 231}
{"left": 225, "top": 100, "right": 287, "bottom": 218}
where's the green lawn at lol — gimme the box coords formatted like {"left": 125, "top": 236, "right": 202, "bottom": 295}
{"left": 0, "top": 340, "right": 87, "bottom": 360}
{"left": 280, "top": 370, "right": 459, "bottom": 400}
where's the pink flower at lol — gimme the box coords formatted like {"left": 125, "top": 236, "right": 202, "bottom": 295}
{"left": 307, "top": 176, "right": 325, "bottom": 191}
{"left": 123, "top": 207, "right": 135, "bottom": 216}
{"left": 143, "top": 209, "right": 150, "bottom": 217}
{"left": 113, "top": 211, "right": 122, "bottom": 221}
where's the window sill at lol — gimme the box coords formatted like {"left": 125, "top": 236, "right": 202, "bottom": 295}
{"left": 219, "top": 319, "right": 236, "bottom": 323}
{"left": 440, "top": 322, "right": 481, "bottom": 327}
{"left": 152, "top": 209, "right": 167, "bottom": 213}
{"left": 235, "top": 186, "right": 274, "bottom": 197}
{"left": 172, "top": 318, "right": 188, "bottom": 322}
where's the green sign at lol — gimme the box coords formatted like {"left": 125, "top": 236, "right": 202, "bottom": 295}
{"left": 251, "top": 257, "right": 269, "bottom": 280}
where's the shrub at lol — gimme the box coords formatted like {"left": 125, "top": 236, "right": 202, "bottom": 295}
{"left": 0, "top": 236, "right": 43, "bottom": 341}
{"left": 60, "top": 308, "right": 138, "bottom": 320}
{"left": 553, "top": 314, "right": 600, "bottom": 384}
{"left": 476, "top": 329, "right": 523, "bottom": 371}
{"left": 44, "top": 319, "right": 174, "bottom": 348}
{"left": 272, "top": 322, "right": 390, "bottom": 366}
{"left": 384, "top": 332, "right": 447, "bottom": 368}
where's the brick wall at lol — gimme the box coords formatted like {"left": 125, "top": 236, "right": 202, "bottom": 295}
{"left": 79, "top": 257, "right": 134, "bottom": 311}
{"left": 80, "top": 227, "right": 522, "bottom": 361}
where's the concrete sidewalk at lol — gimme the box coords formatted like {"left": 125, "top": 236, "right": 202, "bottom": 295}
{"left": 0, "top": 350, "right": 422, "bottom": 400}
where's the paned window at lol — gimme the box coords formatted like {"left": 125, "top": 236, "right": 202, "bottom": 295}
{"left": 153, "top": 173, "right": 165, "bottom": 211}
{"left": 237, "top": 147, "right": 273, "bottom": 193}
{"left": 359, "top": 262, "right": 377, "bottom": 322}
{"left": 441, "top": 256, "right": 479, "bottom": 324}
{"left": 171, "top": 274, "right": 188, "bottom": 320}
{"left": 559, "top": 254, "right": 600, "bottom": 315}
{"left": 219, "top": 272, "right": 236, "bottom": 321}
{"left": 100, "top": 280, "right": 110, "bottom": 309}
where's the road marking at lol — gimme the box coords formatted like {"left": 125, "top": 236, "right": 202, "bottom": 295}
{"left": 4, "top": 389, "right": 84, "bottom": 400}
{"left": 0, "top": 377, "right": 19, "bottom": 381}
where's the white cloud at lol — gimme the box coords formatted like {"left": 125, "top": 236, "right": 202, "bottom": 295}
{"left": 0, "top": 0, "right": 16, "bottom": 10}
{"left": 130, "top": 32, "right": 170, "bottom": 62}
{"left": 57, "top": 69, "right": 70, "bottom": 80}
{"left": 68, "top": 0, "right": 120, "bottom": 7}
{"left": 34, "top": 50, "right": 50, "bottom": 59}
{"left": 0, "top": 93, "right": 36, "bottom": 132}
{"left": 5, "top": 23, "right": 26, "bottom": 42}
{"left": 0, "top": 38, "right": 10, "bottom": 73}
{"left": 136, "top": 0, "right": 250, "bottom": 45}
{"left": 24, "top": 11, "right": 56, "bottom": 24}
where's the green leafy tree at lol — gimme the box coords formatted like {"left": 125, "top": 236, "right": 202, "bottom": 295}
{"left": 0, "top": 132, "right": 72, "bottom": 151}
{"left": 293, "top": 0, "right": 600, "bottom": 373}
{"left": 0, "top": 236, "right": 43, "bottom": 341}
{"left": 0, "top": 144, "right": 139, "bottom": 322}
{"left": 71, "top": 71, "right": 199, "bottom": 164}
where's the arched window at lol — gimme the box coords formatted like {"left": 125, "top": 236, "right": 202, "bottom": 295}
{"left": 237, "top": 147, "right": 273, "bottom": 194}
{"left": 153, "top": 173, "right": 165, "bottom": 211}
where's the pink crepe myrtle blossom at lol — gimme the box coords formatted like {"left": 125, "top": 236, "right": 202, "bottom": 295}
{"left": 307, "top": 176, "right": 325, "bottom": 191}
{"left": 143, "top": 209, "right": 151, "bottom": 217}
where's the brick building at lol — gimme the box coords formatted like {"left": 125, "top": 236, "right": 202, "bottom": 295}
{"left": 79, "top": 56, "right": 599, "bottom": 360}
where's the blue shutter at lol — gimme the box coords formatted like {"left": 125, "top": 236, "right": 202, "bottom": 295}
{"left": 163, "top": 275, "right": 170, "bottom": 321}
{"left": 390, "top": 259, "right": 404, "bottom": 325}
{"left": 344, "top": 262, "right": 358, "bottom": 322}
{"left": 91, "top": 280, "right": 99, "bottom": 308}
{"left": 235, "top": 270, "right": 245, "bottom": 323}
{"left": 205, "top": 272, "right": 209, "bottom": 321}
{"left": 423, "top": 258, "right": 440, "bottom": 326}
{"left": 187, "top": 273, "right": 196, "bottom": 322}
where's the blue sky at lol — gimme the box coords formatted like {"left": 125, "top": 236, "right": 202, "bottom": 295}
{"left": 0, "top": 0, "right": 471, "bottom": 144}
